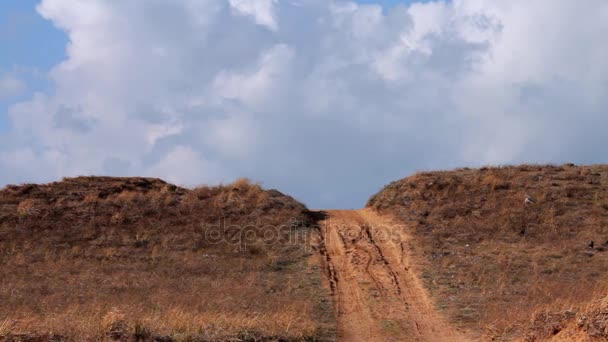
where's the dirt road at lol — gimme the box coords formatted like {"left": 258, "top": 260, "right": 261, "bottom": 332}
{"left": 318, "top": 209, "right": 468, "bottom": 342}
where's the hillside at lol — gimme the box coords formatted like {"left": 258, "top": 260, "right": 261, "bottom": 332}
{"left": 0, "top": 177, "right": 335, "bottom": 341}
{"left": 368, "top": 164, "right": 608, "bottom": 340}
{"left": 3, "top": 165, "right": 608, "bottom": 342}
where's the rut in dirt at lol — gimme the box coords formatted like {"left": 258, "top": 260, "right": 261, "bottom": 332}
{"left": 317, "top": 209, "right": 469, "bottom": 342}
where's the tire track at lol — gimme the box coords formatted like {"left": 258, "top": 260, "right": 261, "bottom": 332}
{"left": 318, "top": 209, "right": 470, "bottom": 342}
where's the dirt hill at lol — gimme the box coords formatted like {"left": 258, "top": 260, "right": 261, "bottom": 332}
{"left": 0, "top": 177, "right": 335, "bottom": 341}
{"left": 368, "top": 164, "right": 608, "bottom": 340}
{"left": 3, "top": 164, "right": 608, "bottom": 342}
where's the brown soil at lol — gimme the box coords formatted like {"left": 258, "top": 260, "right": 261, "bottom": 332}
{"left": 317, "top": 209, "right": 468, "bottom": 342}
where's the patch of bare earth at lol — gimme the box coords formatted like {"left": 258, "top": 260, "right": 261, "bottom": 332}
{"left": 317, "top": 209, "right": 468, "bottom": 341}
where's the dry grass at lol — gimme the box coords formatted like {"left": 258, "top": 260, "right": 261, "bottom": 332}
{"left": 368, "top": 164, "right": 608, "bottom": 340}
{"left": 0, "top": 177, "right": 335, "bottom": 341}
{"left": 522, "top": 293, "right": 608, "bottom": 341}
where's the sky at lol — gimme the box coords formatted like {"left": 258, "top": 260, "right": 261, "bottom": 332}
{"left": 1, "top": 0, "right": 607, "bottom": 209}
{"left": 0, "top": 0, "right": 66, "bottom": 131}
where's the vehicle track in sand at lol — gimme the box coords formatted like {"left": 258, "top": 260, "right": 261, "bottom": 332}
{"left": 317, "top": 209, "right": 469, "bottom": 342}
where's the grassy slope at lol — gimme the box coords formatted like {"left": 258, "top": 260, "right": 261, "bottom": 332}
{"left": 523, "top": 294, "right": 608, "bottom": 341}
{"left": 368, "top": 164, "right": 608, "bottom": 340}
{"left": 0, "top": 177, "right": 335, "bottom": 341}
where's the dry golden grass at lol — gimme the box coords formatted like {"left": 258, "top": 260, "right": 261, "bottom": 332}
{"left": 0, "top": 177, "right": 335, "bottom": 341}
{"left": 368, "top": 164, "right": 608, "bottom": 340}
{"left": 521, "top": 291, "right": 608, "bottom": 341}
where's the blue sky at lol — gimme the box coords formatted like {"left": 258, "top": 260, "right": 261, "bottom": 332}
{"left": 0, "top": 0, "right": 67, "bottom": 132}
{"left": 1, "top": 0, "right": 607, "bottom": 208}
{"left": 0, "top": 0, "right": 412, "bottom": 133}
{"left": 0, "top": 0, "right": 66, "bottom": 69}
{"left": 1, "top": 0, "right": 411, "bottom": 133}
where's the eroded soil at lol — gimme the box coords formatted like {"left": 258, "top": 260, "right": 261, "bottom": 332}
{"left": 318, "top": 209, "right": 469, "bottom": 342}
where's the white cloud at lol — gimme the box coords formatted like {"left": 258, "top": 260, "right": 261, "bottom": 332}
{"left": 2, "top": 0, "right": 608, "bottom": 208}
{"left": 0, "top": 75, "right": 26, "bottom": 99}
{"left": 145, "top": 145, "right": 228, "bottom": 186}
{"left": 212, "top": 44, "right": 294, "bottom": 109}
{"left": 229, "top": 0, "right": 279, "bottom": 30}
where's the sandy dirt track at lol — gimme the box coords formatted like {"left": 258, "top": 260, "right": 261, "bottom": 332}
{"left": 317, "top": 209, "right": 469, "bottom": 342}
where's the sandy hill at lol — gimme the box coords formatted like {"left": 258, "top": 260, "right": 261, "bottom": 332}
{"left": 0, "top": 177, "right": 335, "bottom": 341}
{"left": 368, "top": 164, "right": 608, "bottom": 341}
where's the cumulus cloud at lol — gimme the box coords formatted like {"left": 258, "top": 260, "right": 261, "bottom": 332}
{"left": 0, "top": 74, "right": 26, "bottom": 99}
{"left": 229, "top": 0, "right": 279, "bottom": 30}
{"left": 1, "top": 0, "right": 608, "bottom": 208}
{"left": 145, "top": 145, "right": 227, "bottom": 186}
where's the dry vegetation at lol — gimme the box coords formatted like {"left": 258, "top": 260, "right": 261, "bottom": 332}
{"left": 368, "top": 164, "right": 608, "bottom": 340}
{"left": 0, "top": 177, "right": 335, "bottom": 341}
{"left": 522, "top": 294, "right": 608, "bottom": 341}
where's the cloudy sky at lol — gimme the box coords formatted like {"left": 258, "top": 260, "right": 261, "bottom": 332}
{"left": 1, "top": 0, "right": 607, "bottom": 208}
